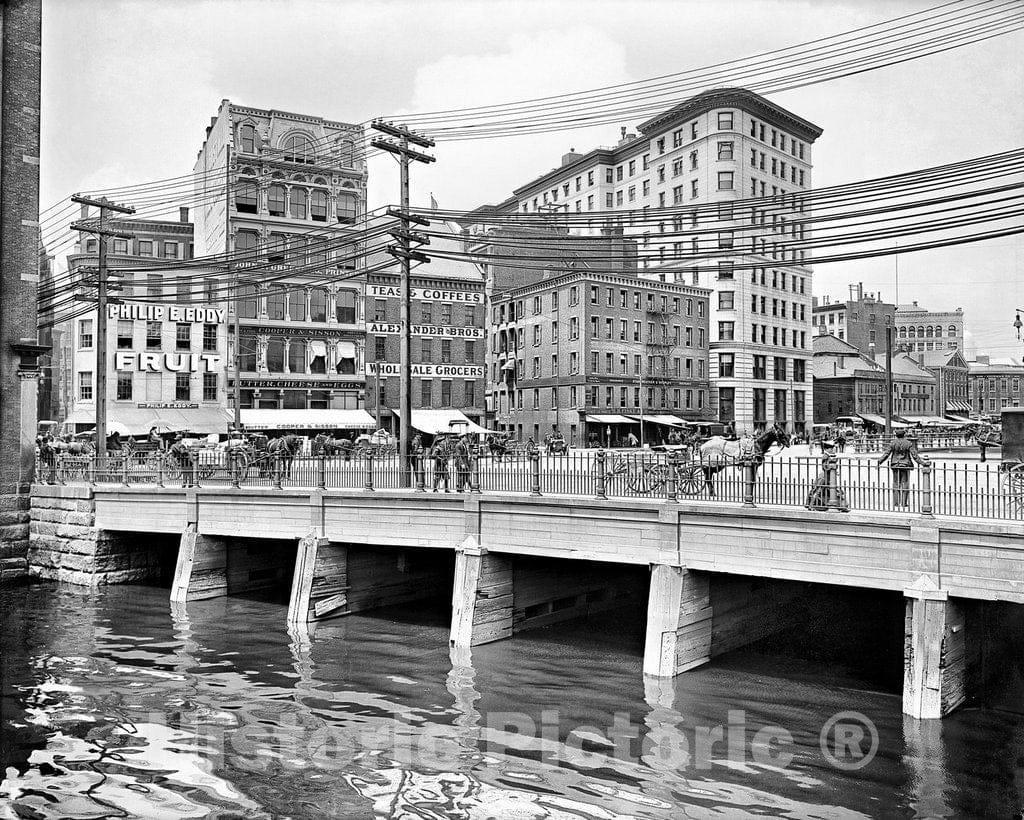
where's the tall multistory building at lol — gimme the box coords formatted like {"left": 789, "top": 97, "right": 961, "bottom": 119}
{"left": 192, "top": 101, "right": 369, "bottom": 418}
{"left": 466, "top": 88, "right": 822, "bottom": 435}
{"left": 895, "top": 301, "right": 965, "bottom": 354}
{"left": 812, "top": 283, "right": 896, "bottom": 358}
{"left": 968, "top": 355, "right": 1024, "bottom": 417}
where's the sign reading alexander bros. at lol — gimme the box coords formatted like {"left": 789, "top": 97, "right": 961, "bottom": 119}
{"left": 366, "top": 284, "right": 482, "bottom": 303}
{"left": 366, "top": 322, "right": 483, "bottom": 339}
{"left": 365, "top": 362, "right": 484, "bottom": 378}
{"left": 108, "top": 304, "right": 226, "bottom": 323}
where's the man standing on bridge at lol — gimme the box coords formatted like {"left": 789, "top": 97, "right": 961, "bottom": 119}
{"left": 878, "top": 429, "right": 928, "bottom": 508}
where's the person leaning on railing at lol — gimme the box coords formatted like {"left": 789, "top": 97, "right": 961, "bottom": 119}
{"left": 877, "top": 429, "right": 928, "bottom": 508}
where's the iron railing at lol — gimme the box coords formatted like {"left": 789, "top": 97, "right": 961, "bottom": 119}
{"left": 36, "top": 449, "right": 1024, "bottom": 521}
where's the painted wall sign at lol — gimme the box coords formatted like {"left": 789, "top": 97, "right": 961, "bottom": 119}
{"left": 366, "top": 284, "right": 482, "bottom": 303}
{"left": 114, "top": 352, "right": 221, "bottom": 373}
{"left": 365, "top": 322, "right": 483, "bottom": 339}
{"left": 230, "top": 379, "right": 363, "bottom": 390}
{"left": 108, "top": 304, "right": 225, "bottom": 323}
{"left": 136, "top": 401, "right": 199, "bottom": 409}
{"left": 365, "top": 362, "right": 484, "bottom": 378}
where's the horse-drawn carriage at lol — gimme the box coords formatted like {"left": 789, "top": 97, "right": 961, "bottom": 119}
{"left": 354, "top": 429, "right": 396, "bottom": 458}
{"left": 600, "top": 423, "right": 790, "bottom": 497}
{"left": 544, "top": 430, "right": 568, "bottom": 456}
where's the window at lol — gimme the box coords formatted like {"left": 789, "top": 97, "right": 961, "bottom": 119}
{"left": 441, "top": 339, "right": 452, "bottom": 363}
{"left": 718, "top": 111, "right": 733, "bottom": 130}
{"left": 203, "top": 372, "right": 217, "bottom": 402}
{"left": 420, "top": 380, "right": 432, "bottom": 407}
{"left": 115, "top": 372, "right": 132, "bottom": 401}
{"left": 441, "top": 303, "right": 453, "bottom": 325}
{"left": 691, "top": 180, "right": 698, "bottom": 198}
{"left": 717, "top": 261, "right": 734, "bottom": 279}
{"left": 310, "top": 190, "right": 328, "bottom": 222}
{"left": 773, "top": 357, "right": 787, "bottom": 380}
{"left": 175, "top": 373, "right": 190, "bottom": 402}
{"left": 719, "top": 292, "right": 734, "bottom": 310}
{"left": 290, "top": 188, "right": 307, "bottom": 219}
{"left": 112, "top": 238, "right": 128, "bottom": 255}
{"left": 337, "top": 194, "right": 357, "bottom": 223}
{"left": 266, "top": 286, "right": 287, "bottom": 320}
{"left": 235, "top": 180, "right": 258, "bottom": 213}
{"left": 176, "top": 323, "right": 191, "bottom": 351}
{"left": 753, "top": 355, "right": 767, "bottom": 379}
{"left": 289, "top": 339, "right": 306, "bottom": 373}
{"left": 793, "top": 359, "right": 805, "bottom": 382}
{"left": 718, "top": 321, "right": 735, "bottom": 341}
{"left": 199, "top": 323, "right": 217, "bottom": 353}
{"left": 113, "top": 319, "right": 132, "bottom": 350}
{"left": 234, "top": 229, "right": 258, "bottom": 258}
{"left": 717, "top": 141, "right": 734, "bottom": 160}
{"left": 78, "top": 371, "right": 92, "bottom": 400}
{"left": 238, "top": 123, "right": 256, "bottom": 153}
{"left": 691, "top": 121, "right": 698, "bottom": 139}
{"left": 719, "top": 353, "right": 735, "bottom": 378}
{"left": 717, "top": 171, "right": 734, "bottom": 190}
{"left": 163, "top": 242, "right": 179, "bottom": 259}
{"left": 137, "top": 239, "right": 153, "bottom": 258}
{"left": 283, "top": 133, "right": 314, "bottom": 163}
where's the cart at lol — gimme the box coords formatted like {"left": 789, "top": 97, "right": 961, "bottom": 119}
{"left": 599, "top": 445, "right": 705, "bottom": 496}
{"left": 1000, "top": 409, "right": 1024, "bottom": 512}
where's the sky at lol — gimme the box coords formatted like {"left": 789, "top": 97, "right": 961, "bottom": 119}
{"left": 40, "top": 0, "right": 1024, "bottom": 359}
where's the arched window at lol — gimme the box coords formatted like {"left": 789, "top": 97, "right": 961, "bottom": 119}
{"left": 309, "top": 340, "right": 327, "bottom": 374}
{"left": 234, "top": 229, "right": 259, "bottom": 257}
{"left": 235, "top": 179, "right": 258, "bottom": 214}
{"left": 899, "top": 326, "right": 907, "bottom": 338}
{"left": 266, "top": 286, "right": 286, "bottom": 320}
{"left": 288, "top": 339, "right": 306, "bottom": 373}
{"left": 917, "top": 326, "right": 924, "bottom": 338}
{"left": 268, "top": 185, "right": 286, "bottom": 217}
{"left": 310, "top": 190, "right": 328, "bottom": 222}
{"left": 290, "top": 188, "right": 307, "bottom": 219}
{"left": 238, "top": 285, "right": 258, "bottom": 319}
{"left": 336, "top": 289, "right": 356, "bottom": 324}
{"left": 266, "top": 232, "right": 287, "bottom": 264}
{"left": 313, "top": 177, "right": 328, "bottom": 186}
{"left": 337, "top": 193, "right": 357, "bottom": 223}
{"left": 908, "top": 326, "right": 916, "bottom": 338}
{"left": 238, "top": 124, "right": 256, "bottom": 153}
{"left": 309, "top": 288, "right": 328, "bottom": 322}
{"left": 925, "top": 326, "right": 933, "bottom": 338}
{"left": 948, "top": 324, "right": 956, "bottom": 337}
{"left": 283, "top": 134, "right": 313, "bottom": 163}
{"left": 266, "top": 339, "right": 285, "bottom": 373}
{"left": 336, "top": 139, "right": 355, "bottom": 165}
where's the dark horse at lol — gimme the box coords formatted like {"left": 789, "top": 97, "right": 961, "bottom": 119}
{"left": 696, "top": 422, "right": 791, "bottom": 497}
{"left": 311, "top": 433, "right": 353, "bottom": 459}
{"left": 267, "top": 434, "right": 303, "bottom": 480}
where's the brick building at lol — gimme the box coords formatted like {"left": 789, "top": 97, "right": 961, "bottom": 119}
{"left": 0, "top": 0, "right": 42, "bottom": 583}
{"left": 969, "top": 356, "right": 1024, "bottom": 417}
{"left": 489, "top": 270, "right": 711, "bottom": 446}
{"left": 896, "top": 301, "right": 965, "bottom": 354}
{"left": 811, "top": 335, "right": 886, "bottom": 423}
{"left": 812, "top": 282, "right": 895, "bottom": 358}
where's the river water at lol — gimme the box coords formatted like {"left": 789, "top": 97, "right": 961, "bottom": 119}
{"left": 2, "top": 581, "right": 1022, "bottom": 819}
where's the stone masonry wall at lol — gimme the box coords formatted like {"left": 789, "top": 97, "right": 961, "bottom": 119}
{"left": 0, "top": 492, "right": 31, "bottom": 582}
{"left": 28, "top": 486, "right": 163, "bottom": 585}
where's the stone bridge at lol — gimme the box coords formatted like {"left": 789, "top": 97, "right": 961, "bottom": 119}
{"left": 26, "top": 483, "right": 1024, "bottom": 720}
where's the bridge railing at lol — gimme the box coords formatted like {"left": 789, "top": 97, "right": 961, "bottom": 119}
{"left": 37, "top": 450, "right": 1024, "bottom": 521}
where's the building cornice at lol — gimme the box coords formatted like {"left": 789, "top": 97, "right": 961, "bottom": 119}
{"left": 492, "top": 269, "right": 711, "bottom": 300}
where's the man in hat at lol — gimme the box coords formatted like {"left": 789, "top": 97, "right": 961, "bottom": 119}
{"left": 878, "top": 428, "right": 928, "bottom": 507}
{"left": 169, "top": 433, "right": 194, "bottom": 487}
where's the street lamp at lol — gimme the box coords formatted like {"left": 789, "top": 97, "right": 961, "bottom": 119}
{"left": 1013, "top": 309, "right": 1024, "bottom": 340}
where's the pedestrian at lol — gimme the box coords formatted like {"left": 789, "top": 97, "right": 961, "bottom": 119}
{"left": 411, "top": 433, "right": 426, "bottom": 486}
{"left": 835, "top": 429, "right": 846, "bottom": 453}
{"left": 877, "top": 428, "right": 927, "bottom": 507}
{"left": 454, "top": 435, "right": 471, "bottom": 492}
{"left": 39, "top": 434, "right": 57, "bottom": 484}
{"left": 525, "top": 437, "right": 538, "bottom": 457}
{"left": 431, "top": 437, "right": 450, "bottom": 492}
{"left": 627, "top": 431, "right": 638, "bottom": 448}
{"left": 979, "top": 436, "right": 989, "bottom": 463}
{"left": 169, "top": 433, "right": 195, "bottom": 487}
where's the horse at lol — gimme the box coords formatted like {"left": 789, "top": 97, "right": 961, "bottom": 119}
{"left": 267, "top": 434, "right": 303, "bottom": 480}
{"left": 696, "top": 422, "right": 791, "bottom": 497}
{"left": 487, "top": 434, "right": 508, "bottom": 462}
{"left": 51, "top": 438, "right": 95, "bottom": 457}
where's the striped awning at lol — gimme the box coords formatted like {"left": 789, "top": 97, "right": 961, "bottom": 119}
{"left": 946, "top": 400, "right": 972, "bottom": 413}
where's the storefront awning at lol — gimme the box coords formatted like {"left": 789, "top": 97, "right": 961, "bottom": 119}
{"left": 240, "top": 408, "right": 376, "bottom": 431}
{"left": 945, "top": 414, "right": 975, "bottom": 424}
{"left": 858, "top": 413, "right": 910, "bottom": 429}
{"left": 900, "top": 415, "right": 961, "bottom": 427}
{"left": 63, "top": 406, "right": 232, "bottom": 436}
{"left": 628, "top": 414, "right": 686, "bottom": 427}
{"left": 585, "top": 414, "right": 637, "bottom": 425}
{"left": 399, "top": 409, "right": 491, "bottom": 435}
{"left": 946, "top": 400, "right": 972, "bottom": 413}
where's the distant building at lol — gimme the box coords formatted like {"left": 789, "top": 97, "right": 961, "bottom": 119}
{"left": 874, "top": 352, "right": 938, "bottom": 418}
{"left": 489, "top": 270, "right": 712, "bottom": 446}
{"left": 968, "top": 355, "right": 1024, "bottom": 416}
{"left": 913, "top": 349, "right": 971, "bottom": 419}
{"left": 36, "top": 236, "right": 57, "bottom": 421}
{"left": 811, "top": 335, "right": 886, "bottom": 423}
{"left": 812, "top": 282, "right": 895, "bottom": 357}
{"left": 192, "top": 101, "right": 369, "bottom": 418}
{"left": 896, "top": 301, "right": 964, "bottom": 354}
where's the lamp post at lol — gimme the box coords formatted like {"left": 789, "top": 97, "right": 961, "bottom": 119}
{"left": 1013, "top": 309, "right": 1024, "bottom": 340}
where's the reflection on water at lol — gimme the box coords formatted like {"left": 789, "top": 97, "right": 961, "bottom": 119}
{"left": 2, "top": 582, "right": 1023, "bottom": 819}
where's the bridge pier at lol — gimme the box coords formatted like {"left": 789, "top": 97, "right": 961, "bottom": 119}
{"left": 903, "top": 580, "right": 969, "bottom": 719}
{"left": 643, "top": 565, "right": 712, "bottom": 676}
{"left": 170, "top": 527, "right": 295, "bottom": 603}
{"left": 450, "top": 541, "right": 513, "bottom": 647}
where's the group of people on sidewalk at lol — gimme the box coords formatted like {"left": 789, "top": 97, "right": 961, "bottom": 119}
{"left": 410, "top": 433, "right": 474, "bottom": 492}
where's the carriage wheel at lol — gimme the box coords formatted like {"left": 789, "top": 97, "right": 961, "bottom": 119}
{"left": 628, "top": 463, "right": 665, "bottom": 494}
{"left": 231, "top": 452, "right": 251, "bottom": 483}
{"left": 677, "top": 463, "right": 705, "bottom": 495}
{"left": 1004, "top": 464, "right": 1024, "bottom": 513}
{"left": 162, "top": 455, "right": 183, "bottom": 480}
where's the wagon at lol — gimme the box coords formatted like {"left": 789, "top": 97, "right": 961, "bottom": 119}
{"left": 1000, "top": 409, "right": 1024, "bottom": 511}
{"left": 600, "top": 446, "right": 706, "bottom": 496}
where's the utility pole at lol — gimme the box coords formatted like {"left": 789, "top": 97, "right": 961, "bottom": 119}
{"left": 885, "top": 324, "right": 894, "bottom": 436}
{"left": 370, "top": 120, "right": 434, "bottom": 487}
{"left": 70, "top": 195, "right": 135, "bottom": 458}
{"left": 226, "top": 142, "right": 242, "bottom": 432}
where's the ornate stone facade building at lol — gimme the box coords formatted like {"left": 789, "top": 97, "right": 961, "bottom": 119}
{"left": 192, "top": 101, "right": 368, "bottom": 412}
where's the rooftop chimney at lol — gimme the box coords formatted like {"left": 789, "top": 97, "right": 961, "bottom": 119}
{"left": 560, "top": 147, "right": 583, "bottom": 166}
{"left": 179, "top": 206, "right": 190, "bottom": 223}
